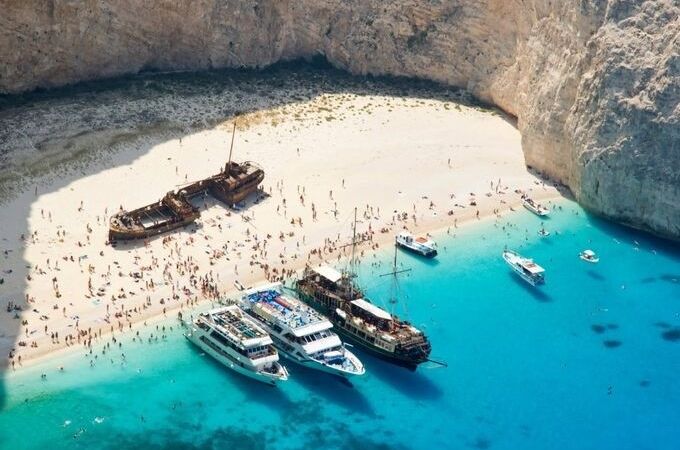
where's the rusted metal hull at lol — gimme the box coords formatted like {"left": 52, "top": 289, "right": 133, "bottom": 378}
{"left": 209, "top": 169, "right": 265, "bottom": 206}
{"left": 109, "top": 161, "right": 264, "bottom": 242}
{"left": 109, "top": 210, "right": 199, "bottom": 241}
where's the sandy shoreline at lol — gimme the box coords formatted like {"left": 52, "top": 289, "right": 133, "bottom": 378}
{"left": 0, "top": 72, "right": 563, "bottom": 372}
{"left": 3, "top": 190, "right": 562, "bottom": 374}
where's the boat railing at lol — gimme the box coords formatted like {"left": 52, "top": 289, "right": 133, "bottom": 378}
{"left": 249, "top": 346, "right": 277, "bottom": 360}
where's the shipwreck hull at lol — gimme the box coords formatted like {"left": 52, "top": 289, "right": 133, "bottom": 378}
{"left": 109, "top": 211, "right": 199, "bottom": 241}
{"left": 109, "top": 161, "right": 264, "bottom": 242}
{"left": 209, "top": 170, "right": 265, "bottom": 206}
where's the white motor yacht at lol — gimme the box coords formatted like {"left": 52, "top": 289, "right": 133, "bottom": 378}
{"left": 240, "top": 282, "right": 365, "bottom": 377}
{"left": 185, "top": 305, "right": 288, "bottom": 386}
{"left": 503, "top": 249, "right": 546, "bottom": 286}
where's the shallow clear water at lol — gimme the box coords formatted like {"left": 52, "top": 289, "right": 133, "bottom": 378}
{"left": 1, "top": 199, "right": 679, "bottom": 450}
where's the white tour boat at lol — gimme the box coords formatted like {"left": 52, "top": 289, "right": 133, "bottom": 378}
{"left": 185, "top": 305, "right": 289, "bottom": 386}
{"left": 240, "top": 282, "right": 365, "bottom": 377}
{"left": 579, "top": 249, "right": 600, "bottom": 263}
{"left": 395, "top": 231, "right": 438, "bottom": 258}
{"left": 503, "top": 249, "right": 546, "bottom": 286}
{"left": 522, "top": 195, "right": 550, "bottom": 217}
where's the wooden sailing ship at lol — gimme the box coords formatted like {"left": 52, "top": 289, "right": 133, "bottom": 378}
{"left": 109, "top": 124, "right": 264, "bottom": 242}
{"left": 295, "top": 209, "right": 433, "bottom": 370}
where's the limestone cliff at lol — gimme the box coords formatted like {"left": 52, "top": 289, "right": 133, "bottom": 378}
{"left": 0, "top": 0, "right": 678, "bottom": 237}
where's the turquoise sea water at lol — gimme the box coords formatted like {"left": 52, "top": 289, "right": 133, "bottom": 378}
{"left": 1, "top": 199, "right": 679, "bottom": 450}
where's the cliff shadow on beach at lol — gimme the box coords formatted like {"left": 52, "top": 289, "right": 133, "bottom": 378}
{"left": 0, "top": 57, "right": 507, "bottom": 411}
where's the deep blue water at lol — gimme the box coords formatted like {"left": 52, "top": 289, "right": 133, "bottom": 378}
{"left": 1, "top": 199, "right": 679, "bottom": 450}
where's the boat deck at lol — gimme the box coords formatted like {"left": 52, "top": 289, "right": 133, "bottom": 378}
{"left": 203, "top": 307, "right": 269, "bottom": 343}
{"left": 244, "top": 287, "right": 328, "bottom": 332}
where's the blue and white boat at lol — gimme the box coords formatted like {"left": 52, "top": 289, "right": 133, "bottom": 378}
{"left": 240, "top": 282, "right": 365, "bottom": 377}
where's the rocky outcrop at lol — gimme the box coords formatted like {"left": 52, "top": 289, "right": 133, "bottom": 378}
{"left": 0, "top": 0, "right": 678, "bottom": 237}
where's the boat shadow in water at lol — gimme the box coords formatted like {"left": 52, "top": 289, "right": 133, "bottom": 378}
{"left": 537, "top": 236, "right": 555, "bottom": 245}
{"left": 586, "top": 270, "right": 605, "bottom": 281}
{"left": 358, "top": 351, "right": 443, "bottom": 401}
{"left": 286, "top": 363, "right": 376, "bottom": 416}
{"left": 398, "top": 250, "right": 441, "bottom": 267}
{"left": 659, "top": 273, "right": 680, "bottom": 286}
{"left": 508, "top": 274, "right": 552, "bottom": 303}
{"left": 418, "top": 255, "right": 442, "bottom": 268}
{"left": 233, "top": 372, "right": 295, "bottom": 411}
{"left": 184, "top": 341, "right": 295, "bottom": 410}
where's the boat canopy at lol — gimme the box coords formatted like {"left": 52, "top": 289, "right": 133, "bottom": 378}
{"left": 583, "top": 250, "right": 596, "bottom": 257}
{"left": 522, "top": 262, "right": 545, "bottom": 274}
{"left": 292, "top": 321, "right": 333, "bottom": 338}
{"left": 302, "top": 334, "right": 342, "bottom": 354}
{"left": 351, "top": 299, "right": 392, "bottom": 321}
{"left": 313, "top": 265, "right": 343, "bottom": 283}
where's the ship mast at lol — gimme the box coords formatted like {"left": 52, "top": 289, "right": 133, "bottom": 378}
{"left": 380, "top": 244, "right": 411, "bottom": 316}
{"left": 350, "top": 207, "right": 358, "bottom": 274}
{"left": 349, "top": 207, "right": 358, "bottom": 299}
{"left": 225, "top": 121, "right": 236, "bottom": 173}
{"left": 337, "top": 207, "right": 369, "bottom": 297}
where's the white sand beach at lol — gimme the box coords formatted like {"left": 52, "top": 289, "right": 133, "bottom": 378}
{"left": 0, "top": 84, "right": 561, "bottom": 370}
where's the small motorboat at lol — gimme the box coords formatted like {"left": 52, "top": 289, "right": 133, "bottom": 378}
{"left": 503, "top": 249, "right": 545, "bottom": 286}
{"left": 579, "top": 249, "right": 599, "bottom": 263}
{"left": 538, "top": 227, "right": 550, "bottom": 237}
{"left": 522, "top": 195, "right": 550, "bottom": 217}
{"left": 396, "top": 231, "right": 437, "bottom": 258}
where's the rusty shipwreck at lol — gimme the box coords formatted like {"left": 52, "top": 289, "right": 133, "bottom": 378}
{"left": 109, "top": 125, "right": 264, "bottom": 242}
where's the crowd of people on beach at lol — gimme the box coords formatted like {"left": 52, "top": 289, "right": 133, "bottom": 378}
{"left": 2, "top": 158, "right": 554, "bottom": 374}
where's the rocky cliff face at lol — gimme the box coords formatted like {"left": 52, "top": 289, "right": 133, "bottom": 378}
{"left": 1, "top": 0, "right": 678, "bottom": 237}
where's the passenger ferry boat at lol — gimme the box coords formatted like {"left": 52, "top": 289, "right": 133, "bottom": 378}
{"left": 239, "top": 282, "right": 365, "bottom": 377}
{"left": 295, "top": 210, "right": 433, "bottom": 370}
{"left": 503, "top": 249, "right": 546, "bottom": 286}
{"left": 395, "top": 231, "right": 437, "bottom": 258}
{"left": 184, "top": 305, "right": 288, "bottom": 386}
{"left": 521, "top": 195, "right": 550, "bottom": 217}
